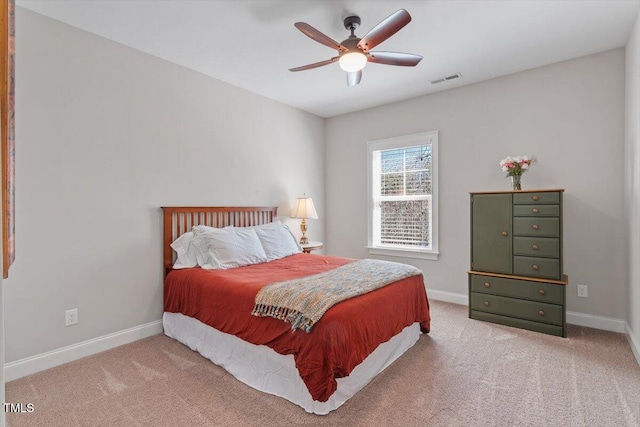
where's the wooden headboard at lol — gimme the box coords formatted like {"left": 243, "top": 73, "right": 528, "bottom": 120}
{"left": 161, "top": 206, "right": 278, "bottom": 274}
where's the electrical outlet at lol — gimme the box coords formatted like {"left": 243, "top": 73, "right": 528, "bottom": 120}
{"left": 577, "top": 284, "right": 588, "bottom": 298}
{"left": 65, "top": 308, "right": 78, "bottom": 326}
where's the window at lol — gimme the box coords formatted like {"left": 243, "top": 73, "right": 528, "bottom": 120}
{"left": 367, "top": 131, "right": 438, "bottom": 260}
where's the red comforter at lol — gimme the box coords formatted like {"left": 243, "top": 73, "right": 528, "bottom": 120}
{"left": 164, "top": 253, "right": 430, "bottom": 402}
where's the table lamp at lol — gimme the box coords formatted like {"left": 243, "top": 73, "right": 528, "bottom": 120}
{"left": 291, "top": 194, "right": 318, "bottom": 244}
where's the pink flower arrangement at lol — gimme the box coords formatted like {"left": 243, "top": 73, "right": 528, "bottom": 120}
{"left": 499, "top": 156, "right": 535, "bottom": 177}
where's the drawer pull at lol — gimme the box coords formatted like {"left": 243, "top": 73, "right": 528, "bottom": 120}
{"left": 538, "top": 310, "right": 545, "bottom": 316}
{"left": 532, "top": 264, "right": 540, "bottom": 271}
{"left": 483, "top": 301, "right": 490, "bottom": 307}
{"left": 532, "top": 195, "right": 540, "bottom": 201}
{"left": 538, "top": 289, "right": 545, "bottom": 296}
{"left": 501, "top": 231, "right": 508, "bottom": 237}
{"left": 532, "top": 224, "right": 539, "bottom": 230}
{"left": 484, "top": 282, "right": 491, "bottom": 288}
{"left": 532, "top": 244, "right": 539, "bottom": 250}
{"left": 532, "top": 208, "right": 539, "bottom": 214}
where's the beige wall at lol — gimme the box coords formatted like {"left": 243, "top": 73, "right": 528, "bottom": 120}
{"left": 625, "top": 11, "right": 640, "bottom": 353}
{"left": 6, "top": 8, "right": 325, "bottom": 362}
{"left": 326, "top": 49, "right": 627, "bottom": 320}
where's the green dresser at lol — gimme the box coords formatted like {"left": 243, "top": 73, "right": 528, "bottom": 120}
{"left": 469, "top": 189, "right": 568, "bottom": 337}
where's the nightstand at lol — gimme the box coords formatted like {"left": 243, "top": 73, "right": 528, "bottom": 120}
{"left": 300, "top": 241, "right": 323, "bottom": 253}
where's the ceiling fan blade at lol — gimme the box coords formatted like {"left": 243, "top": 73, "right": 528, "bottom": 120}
{"left": 289, "top": 57, "right": 339, "bottom": 72}
{"left": 294, "top": 22, "right": 348, "bottom": 51}
{"left": 367, "top": 51, "right": 423, "bottom": 67}
{"left": 347, "top": 70, "right": 362, "bottom": 87}
{"left": 357, "top": 9, "right": 411, "bottom": 52}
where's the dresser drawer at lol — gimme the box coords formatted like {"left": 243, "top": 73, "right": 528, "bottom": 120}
{"left": 513, "top": 217, "right": 559, "bottom": 237}
{"left": 513, "top": 192, "right": 560, "bottom": 205}
{"left": 470, "top": 274, "right": 564, "bottom": 304}
{"left": 513, "top": 205, "right": 559, "bottom": 217}
{"left": 470, "top": 293, "right": 563, "bottom": 326}
{"left": 513, "top": 256, "right": 561, "bottom": 280}
{"left": 513, "top": 237, "right": 560, "bottom": 258}
{"left": 470, "top": 311, "right": 565, "bottom": 337}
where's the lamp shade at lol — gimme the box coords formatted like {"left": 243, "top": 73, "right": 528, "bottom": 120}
{"left": 291, "top": 196, "right": 318, "bottom": 219}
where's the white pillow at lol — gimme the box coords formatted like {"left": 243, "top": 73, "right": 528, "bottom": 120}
{"left": 170, "top": 231, "right": 198, "bottom": 269}
{"left": 192, "top": 224, "right": 233, "bottom": 235}
{"left": 254, "top": 223, "right": 302, "bottom": 261}
{"left": 191, "top": 227, "right": 268, "bottom": 270}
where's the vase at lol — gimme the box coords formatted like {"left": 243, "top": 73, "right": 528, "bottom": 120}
{"left": 511, "top": 175, "right": 522, "bottom": 191}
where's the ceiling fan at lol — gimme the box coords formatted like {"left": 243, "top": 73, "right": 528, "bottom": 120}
{"left": 289, "top": 9, "right": 423, "bottom": 87}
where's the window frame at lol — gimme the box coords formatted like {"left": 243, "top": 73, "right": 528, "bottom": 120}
{"left": 366, "top": 131, "right": 439, "bottom": 260}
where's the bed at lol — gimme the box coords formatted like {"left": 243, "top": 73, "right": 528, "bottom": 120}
{"left": 161, "top": 206, "right": 431, "bottom": 414}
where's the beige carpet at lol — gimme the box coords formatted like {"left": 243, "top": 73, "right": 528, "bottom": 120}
{"left": 6, "top": 301, "right": 640, "bottom": 426}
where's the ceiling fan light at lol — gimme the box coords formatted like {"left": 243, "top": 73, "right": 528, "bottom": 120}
{"left": 339, "top": 52, "right": 367, "bottom": 72}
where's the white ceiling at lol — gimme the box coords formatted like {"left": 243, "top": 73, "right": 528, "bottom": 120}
{"left": 17, "top": 0, "right": 640, "bottom": 118}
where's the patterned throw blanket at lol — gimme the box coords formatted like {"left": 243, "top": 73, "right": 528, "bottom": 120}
{"left": 252, "top": 259, "right": 422, "bottom": 332}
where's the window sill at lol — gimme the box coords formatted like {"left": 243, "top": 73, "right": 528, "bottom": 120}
{"left": 366, "top": 246, "right": 439, "bottom": 261}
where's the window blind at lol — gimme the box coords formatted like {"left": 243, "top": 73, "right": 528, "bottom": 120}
{"left": 373, "top": 144, "right": 432, "bottom": 249}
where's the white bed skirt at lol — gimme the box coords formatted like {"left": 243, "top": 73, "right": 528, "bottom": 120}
{"left": 163, "top": 312, "right": 421, "bottom": 415}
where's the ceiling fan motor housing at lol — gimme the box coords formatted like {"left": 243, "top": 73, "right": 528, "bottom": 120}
{"left": 340, "top": 37, "right": 362, "bottom": 56}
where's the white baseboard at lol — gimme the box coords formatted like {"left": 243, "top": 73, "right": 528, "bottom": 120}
{"left": 625, "top": 322, "right": 640, "bottom": 366}
{"left": 426, "top": 289, "right": 468, "bottom": 305}
{"left": 4, "top": 320, "right": 163, "bottom": 382}
{"left": 565, "top": 311, "right": 626, "bottom": 333}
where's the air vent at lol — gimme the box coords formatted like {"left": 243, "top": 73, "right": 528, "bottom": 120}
{"left": 430, "top": 73, "right": 463, "bottom": 84}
